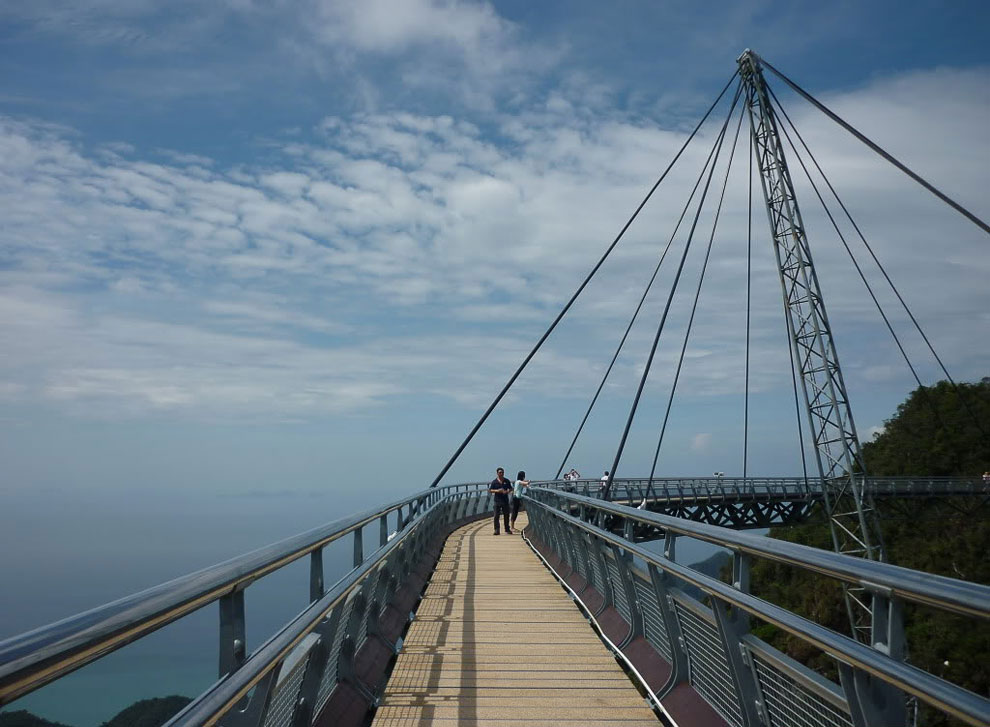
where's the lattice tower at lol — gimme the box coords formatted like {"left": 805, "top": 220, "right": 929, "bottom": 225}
{"left": 738, "top": 50, "right": 886, "bottom": 642}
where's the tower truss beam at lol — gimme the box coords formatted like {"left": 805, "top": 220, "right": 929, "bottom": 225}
{"left": 738, "top": 50, "right": 885, "bottom": 642}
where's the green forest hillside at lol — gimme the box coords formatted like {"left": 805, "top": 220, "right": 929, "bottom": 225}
{"left": 749, "top": 379, "right": 989, "bottom": 727}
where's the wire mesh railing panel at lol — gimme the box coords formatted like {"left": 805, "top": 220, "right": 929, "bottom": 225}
{"left": 752, "top": 651, "right": 854, "bottom": 727}
{"left": 572, "top": 531, "right": 589, "bottom": 581}
{"left": 378, "top": 570, "right": 396, "bottom": 618}
{"left": 587, "top": 539, "right": 609, "bottom": 596}
{"left": 631, "top": 571, "right": 672, "bottom": 660}
{"left": 673, "top": 598, "right": 744, "bottom": 727}
{"left": 603, "top": 550, "right": 632, "bottom": 623}
{"left": 314, "top": 596, "right": 355, "bottom": 715}
{"left": 354, "top": 568, "right": 383, "bottom": 652}
{"left": 554, "top": 520, "right": 575, "bottom": 569}
{"left": 261, "top": 649, "right": 310, "bottom": 727}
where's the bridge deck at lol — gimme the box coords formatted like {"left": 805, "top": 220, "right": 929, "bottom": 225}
{"left": 372, "top": 514, "right": 660, "bottom": 726}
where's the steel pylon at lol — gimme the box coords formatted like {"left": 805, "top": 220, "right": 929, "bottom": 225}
{"left": 738, "top": 50, "right": 885, "bottom": 642}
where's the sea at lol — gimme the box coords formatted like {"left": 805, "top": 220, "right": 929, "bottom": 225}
{"left": 0, "top": 485, "right": 375, "bottom": 727}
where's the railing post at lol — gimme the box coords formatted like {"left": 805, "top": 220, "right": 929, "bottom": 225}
{"left": 548, "top": 509, "right": 575, "bottom": 578}
{"left": 711, "top": 597, "right": 764, "bottom": 727}
{"left": 218, "top": 588, "right": 246, "bottom": 678}
{"left": 608, "top": 542, "right": 641, "bottom": 647}
{"left": 837, "top": 586, "right": 907, "bottom": 727}
{"left": 291, "top": 607, "right": 344, "bottom": 727}
{"left": 732, "top": 551, "right": 751, "bottom": 632}
{"left": 647, "top": 562, "right": 689, "bottom": 696}
{"left": 584, "top": 534, "right": 612, "bottom": 612}
{"left": 353, "top": 528, "right": 364, "bottom": 568}
{"left": 663, "top": 531, "right": 676, "bottom": 561}
{"left": 380, "top": 514, "right": 389, "bottom": 547}
{"left": 622, "top": 516, "right": 635, "bottom": 542}
{"left": 543, "top": 503, "right": 557, "bottom": 546}
{"left": 310, "top": 548, "right": 324, "bottom": 602}
{"left": 290, "top": 637, "right": 326, "bottom": 727}
{"left": 705, "top": 549, "right": 763, "bottom": 727}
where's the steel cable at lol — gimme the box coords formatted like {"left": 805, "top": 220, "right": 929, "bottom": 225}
{"left": 767, "top": 84, "right": 987, "bottom": 440}
{"left": 603, "top": 80, "right": 745, "bottom": 500}
{"left": 743, "top": 111, "right": 753, "bottom": 479}
{"left": 648, "top": 100, "right": 747, "bottom": 482}
{"left": 757, "top": 54, "right": 990, "bottom": 236}
{"left": 553, "top": 102, "right": 739, "bottom": 481}
{"left": 429, "top": 72, "right": 740, "bottom": 488}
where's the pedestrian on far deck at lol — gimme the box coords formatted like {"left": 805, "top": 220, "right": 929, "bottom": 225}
{"left": 599, "top": 470, "right": 610, "bottom": 498}
{"left": 490, "top": 467, "right": 513, "bottom": 535}
{"left": 511, "top": 471, "right": 529, "bottom": 531}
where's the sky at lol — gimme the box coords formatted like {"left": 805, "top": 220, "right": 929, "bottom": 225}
{"left": 1, "top": 2, "right": 989, "bottom": 719}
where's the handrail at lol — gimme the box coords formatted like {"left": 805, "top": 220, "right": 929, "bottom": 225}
{"left": 528, "top": 488, "right": 990, "bottom": 619}
{"left": 0, "top": 482, "right": 488, "bottom": 705}
{"left": 166, "top": 489, "right": 458, "bottom": 726}
{"left": 523, "top": 495, "right": 990, "bottom": 726}
{"left": 533, "top": 475, "right": 984, "bottom": 491}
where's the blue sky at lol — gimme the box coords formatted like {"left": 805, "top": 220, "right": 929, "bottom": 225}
{"left": 1, "top": 1, "right": 989, "bottom": 503}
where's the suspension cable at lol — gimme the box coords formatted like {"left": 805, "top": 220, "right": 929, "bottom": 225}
{"left": 553, "top": 104, "right": 736, "bottom": 480}
{"left": 757, "top": 54, "right": 990, "bottom": 236}
{"left": 767, "top": 84, "right": 987, "bottom": 439}
{"left": 649, "top": 100, "right": 746, "bottom": 481}
{"left": 743, "top": 110, "right": 753, "bottom": 479}
{"left": 603, "top": 80, "right": 745, "bottom": 500}
{"left": 771, "top": 97, "right": 931, "bottom": 395}
{"left": 770, "top": 98, "right": 952, "bottom": 442}
{"left": 429, "top": 72, "right": 740, "bottom": 488}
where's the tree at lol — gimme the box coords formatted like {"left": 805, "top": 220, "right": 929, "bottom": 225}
{"left": 748, "top": 380, "right": 989, "bottom": 727}
{"left": 861, "top": 379, "right": 990, "bottom": 476}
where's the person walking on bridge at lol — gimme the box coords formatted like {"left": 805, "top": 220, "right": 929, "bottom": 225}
{"left": 490, "top": 467, "right": 513, "bottom": 535}
{"left": 511, "top": 471, "right": 529, "bottom": 531}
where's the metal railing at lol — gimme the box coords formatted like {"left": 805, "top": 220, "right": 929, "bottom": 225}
{"left": 536, "top": 475, "right": 987, "bottom": 503}
{"left": 0, "top": 482, "right": 493, "bottom": 727}
{"left": 524, "top": 487, "right": 990, "bottom": 727}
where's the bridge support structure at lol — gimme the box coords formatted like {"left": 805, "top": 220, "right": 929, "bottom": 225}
{"left": 738, "top": 50, "right": 885, "bottom": 642}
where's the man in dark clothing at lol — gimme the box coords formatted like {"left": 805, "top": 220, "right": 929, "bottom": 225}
{"left": 489, "top": 467, "right": 513, "bottom": 535}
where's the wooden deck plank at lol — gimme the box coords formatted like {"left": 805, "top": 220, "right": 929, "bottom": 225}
{"left": 372, "top": 515, "right": 659, "bottom": 727}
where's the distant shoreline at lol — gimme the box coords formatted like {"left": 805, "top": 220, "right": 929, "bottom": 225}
{"left": 0, "top": 695, "right": 191, "bottom": 727}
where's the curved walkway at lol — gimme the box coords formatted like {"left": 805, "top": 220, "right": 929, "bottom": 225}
{"left": 372, "top": 514, "right": 661, "bottom": 726}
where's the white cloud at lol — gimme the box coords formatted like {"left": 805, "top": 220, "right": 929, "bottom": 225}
{"left": 866, "top": 425, "right": 885, "bottom": 440}
{"left": 691, "top": 433, "right": 712, "bottom": 452}
{"left": 0, "top": 65, "right": 987, "bottom": 422}
{"left": 309, "top": 0, "right": 513, "bottom": 57}
{"left": 1, "top": 1, "right": 555, "bottom": 108}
